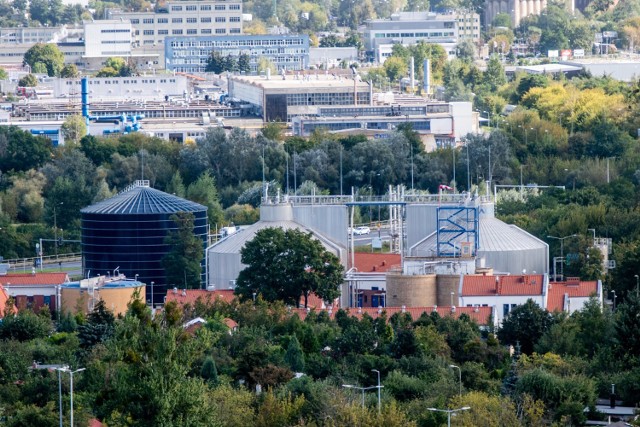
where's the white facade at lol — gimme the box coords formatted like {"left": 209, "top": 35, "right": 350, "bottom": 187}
{"left": 84, "top": 20, "right": 133, "bottom": 58}
{"left": 53, "top": 76, "right": 188, "bottom": 100}
{"left": 363, "top": 11, "right": 481, "bottom": 64}
{"left": 107, "top": 0, "right": 243, "bottom": 48}
{"left": 459, "top": 292, "right": 546, "bottom": 325}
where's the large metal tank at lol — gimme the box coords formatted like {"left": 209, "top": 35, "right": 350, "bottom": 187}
{"left": 81, "top": 180, "right": 208, "bottom": 304}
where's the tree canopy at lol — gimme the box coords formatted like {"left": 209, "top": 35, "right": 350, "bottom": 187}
{"left": 236, "top": 227, "right": 344, "bottom": 307}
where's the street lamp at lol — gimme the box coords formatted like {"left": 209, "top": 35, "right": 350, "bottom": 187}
{"left": 372, "top": 369, "right": 382, "bottom": 414}
{"left": 150, "top": 281, "right": 154, "bottom": 308}
{"left": 342, "top": 383, "right": 381, "bottom": 409}
{"left": 635, "top": 275, "right": 639, "bottom": 297}
{"left": 427, "top": 406, "right": 471, "bottom": 427}
{"left": 547, "top": 234, "right": 579, "bottom": 281}
{"left": 450, "top": 364, "right": 462, "bottom": 396}
{"left": 53, "top": 202, "right": 63, "bottom": 260}
{"left": 58, "top": 367, "right": 86, "bottom": 427}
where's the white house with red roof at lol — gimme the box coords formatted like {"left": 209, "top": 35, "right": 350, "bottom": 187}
{"left": 546, "top": 277, "right": 602, "bottom": 314}
{"left": 0, "top": 272, "right": 70, "bottom": 313}
{"left": 459, "top": 274, "right": 547, "bottom": 324}
{"left": 459, "top": 273, "right": 603, "bottom": 323}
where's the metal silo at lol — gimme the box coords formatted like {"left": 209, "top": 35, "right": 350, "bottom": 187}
{"left": 81, "top": 180, "right": 208, "bottom": 304}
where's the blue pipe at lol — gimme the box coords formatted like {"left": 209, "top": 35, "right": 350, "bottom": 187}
{"left": 30, "top": 129, "right": 59, "bottom": 135}
{"left": 81, "top": 78, "right": 89, "bottom": 118}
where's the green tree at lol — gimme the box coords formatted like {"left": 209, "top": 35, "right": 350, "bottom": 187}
{"left": 77, "top": 299, "right": 115, "bottom": 348}
{"left": 59, "top": 63, "right": 79, "bottom": 78}
{"left": 0, "top": 67, "right": 8, "bottom": 80}
{"left": 498, "top": 299, "right": 553, "bottom": 354}
{"left": 237, "top": 53, "right": 251, "bottom": 73}
{"left": 0, "top": 308, "right": 53, "bottom": 341}
{"left": 383, "top": 56, "right": 408, "bottom": 83}
{"left": 186, "top": 171, "right": 224, "bottom": 226}
{"left": 0, "top": 126, "right": 52, "bottom": 172}
{"left": 285, "top": 335, "right": 305, "bottom": 372}
{"left": 162, "top": 212, "right": 204, "bottom": 289}
{"left": 483, "top": 55, "right": 506, "bottom": 91}
{"left": 23, "top": 43, "right": 64, "bottom": 77}
{"left": 205, "top": 51, "right": 225, "bottom": 74}
{"left": 17, "top": 73, "right": 38, "bottom": 87}
{"left": 60, "top": 114, "right": 87, "bottom": 145}
{"left": 614, "top": 291, "right": 640, "bottom": 363}
{"left": 200, "top": 356, "right": 218, "bottom": 385}
{"left": 236, "top": 227, "right": 344, "bottom": 307}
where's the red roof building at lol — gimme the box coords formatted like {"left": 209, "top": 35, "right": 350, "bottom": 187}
{"left": 353, "top": 253, "right": 401, "bottom": 273}
{"left": 546, "top": 278, "right": 600, "bottom": 313}
{"left": 0, "top": 272, "right": 69, "bottom": 312}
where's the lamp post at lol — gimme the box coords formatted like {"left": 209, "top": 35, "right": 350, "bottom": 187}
{"left": 450, "top": 364, "right": 462, "bottom": 396}
{"left": 150, "top": 281, "right": 154, "bottom": 308}
{"left": 53, "top": 202, "right": 63, "bottom": 260}
{"left": 427, "top": 406, "right": 471, "bottom": 427}
{"left": 547, "top": 234, "right": 579, "bottom": 281}
{"left": 58, "top": 367, "right": 85, "bottom": 427}
{"left": 342, "top": 384, "right": 381, "bottom": 410}
{"left": 635, "top": 275, "right": 639, "bottom": 297}
{"left": 372, "top": 369, "right": 382, "bottom": 414}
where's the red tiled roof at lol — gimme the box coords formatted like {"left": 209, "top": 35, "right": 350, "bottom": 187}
{"left": 354, "top": 253, "right": 401, "bottom": 273}
{"left": 299, "top": 292, "right": 339, "bottom": 309}
{"left": 165, "top": 289, "right": 236, "bottom": 306}
{"left": 291, "top": 305, "right": 493, "bottom": 325}
{"left": 547, "top": 280, "right": 598, "bottom": 312}
{"left": 462, "top": 274, "right": 544, "bottom": 296}
{"left": 0, "top": 272, "right": 69, "bottom": 286}
{"left": 89, "top": 419, "right": 103, "bottom": 427}
{"left": 0, "top": 285, "right": 16, "bottom": 318}
{"left": 224, "top": 318, "right": 239, "bottom": 329}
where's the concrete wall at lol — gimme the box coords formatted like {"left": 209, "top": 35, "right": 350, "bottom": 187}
{"left": 436, "top": 274, "right": 461, "bottom": 306}
{"left": 386, "top": 272, "right": 437, "bottom": 307}
{"left": 209, "top": 252, "right": 242, "bottom": 290}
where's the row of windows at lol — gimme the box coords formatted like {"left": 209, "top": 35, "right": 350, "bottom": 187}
{"left": 84, "top": 79, "right": 177, "bottom": 85}
{"left": 286, "top": 92, "right": 370, "bottom": 106}
{"left": 169, "top": 38, "right": 305, "bottom": 48}
{"left": 101, "top": 40, "right": 130, "bottom": 44}
{"left": 171, "top": 48, "right": 306, "bottom": 57}
{"left": 170, "top": 3, "right": 238, "bottom": 10}
{"left": 101, "top": 50, "right": 130, "bottom": 55}
{"left": 164, "top": 27, "right": 239, "bottom": 35}
{"left": 375, "top": 31, "right": 456, "bottom": 38}
{"left": 101, "top": 29, "right": 130, "bottom": 33}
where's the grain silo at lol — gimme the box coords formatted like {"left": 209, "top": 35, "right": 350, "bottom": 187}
{"left": 81, "top": 180, "right": 208, "bottom": 304}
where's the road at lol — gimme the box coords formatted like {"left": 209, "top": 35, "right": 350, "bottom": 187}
{"left": 352, "top": 227, "right": 395, "bottom": 246}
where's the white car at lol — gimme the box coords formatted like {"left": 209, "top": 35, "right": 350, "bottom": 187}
{"left": 353, "top": 226, "right": 371, "bottom": 235}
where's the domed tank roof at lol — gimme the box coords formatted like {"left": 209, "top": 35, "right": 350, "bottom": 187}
{"left": 81, "top": 180, "right": 206, "bottom": 215}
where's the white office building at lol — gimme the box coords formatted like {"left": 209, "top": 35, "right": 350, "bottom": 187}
{"left": 363, "top": 11, "right": 480, "bottom": 63}
{"left": 107, "top": 0, "right": 243, "bottom": 48}
{"left": 84, "top": 20, "right": 133, "bottom": 58}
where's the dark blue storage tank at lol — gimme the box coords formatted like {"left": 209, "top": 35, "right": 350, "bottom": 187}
{"left": 80, "top": 181, "right": 208, "bottom": 304}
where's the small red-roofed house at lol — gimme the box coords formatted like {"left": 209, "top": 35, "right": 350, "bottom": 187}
{"left": 0, "top": 272, "right": 69, "bottom": 313}
{"left": 344, "top": 252, "right": 402, "bottom": 308}
{"left": 459, "top": 274, "right": 547, "bottom": 324}
{"left": 546, "top": 278, "right": 601, "bottom": 314}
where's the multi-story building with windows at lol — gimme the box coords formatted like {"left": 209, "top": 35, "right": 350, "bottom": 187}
{"left": 363, "top": 11, "right": 481, "bottom": 63}
{"left": 165, "top": 34, "right": 309, "bottom": 73}
{"left": 107, "top": 0, "right": 243, "bottom": 48}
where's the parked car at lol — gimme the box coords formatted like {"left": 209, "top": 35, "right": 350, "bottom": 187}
{"left": 353, "top": 226, "right": 371, "bottom": 235}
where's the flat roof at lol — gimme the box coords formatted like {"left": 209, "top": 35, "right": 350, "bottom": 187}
{"left": 515, "top": 64, "right": 582, "bottom": 74}
{"left": 231, "top": 74, "right": 371, "bottom": 90}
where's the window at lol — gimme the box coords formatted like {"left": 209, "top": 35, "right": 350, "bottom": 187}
{"left": 215, "top": 4, "right": 226, "bottom": 9}
{"left": 171, "top": 5, "right": 182, "bottom": 11}
{"left": 229, "top": 28, "right": 241, "bottom": 34}
{"left": 158, "top": 18, "right": 168, "bottom": 23}
{"left": 143, "top": 18, "right": 154, "bottom": 24}
{"left": 201, "top": 4, "right": 211, "bottom": 10}
{"left": 186, "top": 5, "right": 196, "bottom": 10}
{"left": 201, "top": 28, "right": 211, "bottom": 34}
{"left": 172, "top": 29, "right": 183, "bottom": 35}
{"left": 215, "top": 17, "right": 226, "bottom": 22}
{"left": 187, "top": 29, "right": 197, "bottom": 34}
{"left": 215, "top": 28, "right": 226, "bottom": 34}
{"left": 201, "top": 17, "right": 211, "bottom": 22}
{"left": 172, "top": 18, "right": 183, "bottom": 23}
{"left": 229, "top": 4, "right": 240, "bottom": 9}
{"left": 158, "top": 29, "right": 169, "bottom": 34}
{"left": 143, "top": 30, "right": 154, "bottom": 35}
{"left": 186, "top": 17, "right": 197, "bottom": 23}
{"left": 143, "top": 39, "right": 154, "bottom": 44}
{"left": 229, "top": 16, "right": 240, "bottom": 22}
{"left": 131, "top": 19, "right": 139, "bottom": 24}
